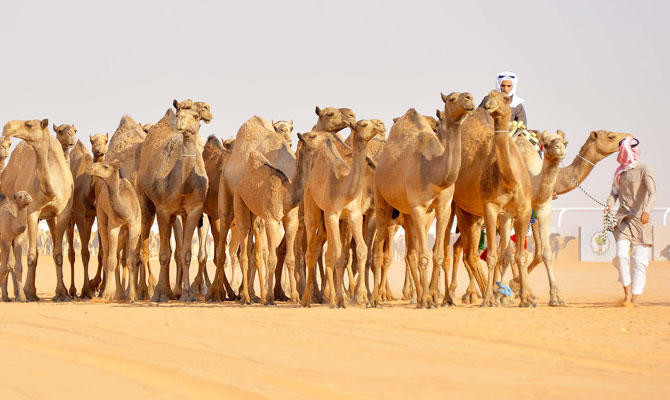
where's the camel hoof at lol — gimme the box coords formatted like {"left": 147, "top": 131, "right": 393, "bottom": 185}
{"left": 401, "top": 289, "right": 413, "bottom": 301}
{"left": 150, "top": 283, "right": 173, "bottom": 303}
{"left": 68, "top": 286, "right": 77, "bottom": 298}
{"left": 89, "top": 278, "right": 102, "bottom": 292}
{"left": 2, "top": 295, "right": 12, "bottom": 302}
{"left": 52, "top": 291, "right": 72, "bottom": 302}
{"left": 289, "top": 293, "right": 300, "bottom": 304}
{"left": 179, "top": 290, "right": 198, "bottom": 302}
{"left": 519, "top": 299, "right": 538, "bottom": 308}
{"left": 264, "top": 300, "right": 277, "bottom": 306}
{"left": 441, "top": 298, "right": 455, "bottom": 307}
{"left": 239, "top": 293, "right": 252, "bottom": 305}
{"left": 549, "top": 296, "right": 567, "bottom": 307}
{"left": 274, "top": 289, "right": 289, "bottom": 302}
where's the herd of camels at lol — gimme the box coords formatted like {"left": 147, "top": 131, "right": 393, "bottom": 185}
{"left": 0, "top": 91, "right": 631, "bottom": 308}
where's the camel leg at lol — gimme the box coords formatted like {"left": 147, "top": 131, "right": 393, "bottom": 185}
{"left": 264, "top": 219, "right": 283, "bottom": 305}
{"left": 251, "top": 218, "right": 267, "bottom": 303}
{"left": 323, "top": 212, "right": 344, "bottom": 308}
{"left": 125, "top": 222, "right": 141, "bottom": 302}
{"left": 171, "top": 217, "right": 184, "bottom": 299}
{"left": 191, "top": 216, "right": 209, "bottom": 296}
{"left": 233, "top": 194, "right": 253, "bottom": 305}
{"left": 401, "top": 255, "right": 414, "bottom": 301}
{"left": 315, "top": 226, "right": 328, "bottom": 300}
{"left": 282, "top": 208, "right": 300, "bottom": 303}
{"left": 371, "top": 194, "right": 393, "bottom": 307}
{"left": 90, "top": 231, "right": 104, "bottom": 293}
{"left": 513, "top": 211, "right": 535, "bottom": 307}
{"left": 403, "top": 218, "right": 424, "bottom": 308}
{"left": 21, "top": 211, "right": 40, "bottom": 301}
{"left": 301, "top": 192, "right": 322, "bottom": 307}
{"left": 206, "top": 211, "right": 235, "bottom": 301}
{"left": 66, "top": 218, "right": 76, "bottom": 298}
{"left": 537, "top": 206, "right": 565, "bottom": 306}
{"left": 178, "top": 209, "right": 201, "bottom": 302}
{"left": 455, "top": 208, "right": 485, "bottom": 305}
{"left": 97, "top": 213, "right": 116, "bottom": 302}
{"left": 273, "top": 237, "right": 289, "bottom": 301}
{"left": 495, "top": 216, "right": 513, "bottom": 306}
{"left": 479, "top": 205, "right": 501, "bottom": 307}
{"left": 77, "top": 215, "right": 95, "bottom": 299}
{"left": 0, "top": 241, "right": 12, "bottom": 302}
{"left": 151, "top": 211, "right": 176, "bottom": 302}
{"left": 348, "top": 210, "right": 368, "bottom": 306}
{"left": 50, "top": 210, "right": 72, "bottom": 302}
{"left": 450, "top": 235, "right": 462, "bottom": 300}
{"left": 409, "top": 206, "right": 433, "bottom": 308}
{"left": 294, "top": 212, "right": 307, "bottom": 296}
{"left": 10, "top": 234, "right": 27, "bottom": 302}
{"left": 378, "top": 223, "right": 395, "bottom": 302}
{"left": 136, "top": 195, "right": 155, "bottom": 300}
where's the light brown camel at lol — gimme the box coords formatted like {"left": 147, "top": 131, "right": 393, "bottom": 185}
{"left": 301, "top": 119, "right": 382, "bottom": 308}
{"left": 233, "top": 131, "right": 322, "bottom": 304}
{"left": 88, "top": 160, "right": 141, "bottom": 302}
{"left": 373, "top": 92, "right": 473, "bottom": 308}
{"left": 273, "top": 120, "right": 293, "bottom": 142}
{"left": 549, "top": 234, "right": 575, "bottom": 261}
{"left": 65, "top": 134, "right": 108, "bottom": 298}
{"left": 138, "top": 105, "right": 208, "bottom": 302}
{"left": 101, "top": 115, "right": 156, "bottom": 299}
{"left": 53, "top": 123, "right": 77, "bottom": 159}
{"left": 453, "top": 91, "right": 534, "bottom": 307}
{"left": 2, "top": 119, "right": 74, "bottom": 301}
{"left": 0, "top": 191, "right": 32, "bottom": 302}
{"left": 208, "top": 115, "right": 294, "bottom": 302}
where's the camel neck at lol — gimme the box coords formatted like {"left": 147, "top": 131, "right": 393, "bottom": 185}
{"left": 285, "top": 148, "right": 314, "bottom": 211}
{"left": 554, "top": 140, "right": 600, "bottom": 195}
{"left": 493, "top": 113, "right": 518, "bottom": 186}
{"left": 105, "top": 173, "right": 132, "bottom": 221}
{"left": 435, "top": 118, "right": 464, "bottom": 188}
{"left": 181, "top": 136, "right": 199, "bottom": 171}
{"left": 33, "top": 143, "right": 57, "bottom": 199}
{"left": 536, "top": 156, "right": 562, "bottom": 204}
{"left": 342, "top": 137, "right": 368, "bottom": 200}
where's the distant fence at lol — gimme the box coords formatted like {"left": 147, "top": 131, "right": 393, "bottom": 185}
{"left": 555, "top": 207, "right": 670, "bottom": 227}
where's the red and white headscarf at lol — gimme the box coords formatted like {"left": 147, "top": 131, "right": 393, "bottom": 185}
{"left": 612, "top": 137, "right": 640, "bottom": 194}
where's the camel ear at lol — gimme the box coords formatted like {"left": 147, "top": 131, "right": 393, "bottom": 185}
{"left": 105, "top": 132, "right": 109, "bottom": 142}
{"left": 52, "top": 123, "right": 57, "bottom": 132}
{"left": 590, "top": 131, "right": 598, "bottom": 140}
{"left": 173, "top": 99, "right": 179, "bottom": 110}
{"left": 441, "top": 92, "right": 448, "bottom": 103}
{"left": 297, "top": 133, "right": 304, "bottom": 143}
{"left": 392, "top": 117, "right": 398, "bottom": 123}
{"left": 289, "top": 120, "right": 293, "bottom": 126}
{"left": 41, "top": 119, "right": 49, "bottom": 130}
{"left": 272, "top": 120, "right": 276, "bottom": 126}
{"left": 315, "top": 106, "right": 322, "bottom": 116}
{"left": 73, "top": 125, "right": 77, "bottom": 133}
{"left": 89, "top": 134, "right": 94, "bottom": 142}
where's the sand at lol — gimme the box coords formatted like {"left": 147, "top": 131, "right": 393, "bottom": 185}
{"left": 1, "top": 243, "right": 669, "bottom": 399}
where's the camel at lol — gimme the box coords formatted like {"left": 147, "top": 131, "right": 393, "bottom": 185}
{"left": 138, "top": 105, "right": 208, "bottom": 302}
{"left": 373, "top": 92, "right": 473, "bottom": 308}
{"left": 88, "top": 160, "right": 141, "bottom": 302}
{"left": 0, "top": 191, "right": 32, "bottom": 302}
{"left": 65, "top": 134, "right": 108, "bottom": 299}
{"left": 103, "top": 115, "right": 155, "bottom": 299}
{"left": 53, "top": 123, "right": 77, "bottom": 159}
{"left": 208, "top": 115, "right": 295, "bottom": 302}
{"left": 2, "top": 119, "right": 74, "bottom": 301}
{"left": 452, "top": 91, "right": 534, "bottom": 307}
{"left": 233, "top": 131, "right": 322, "bottom": 304}
{"left": 549, "top": 234, "right": 575, "bottom": 261}
{"left": 301, "top": 119, "right": 383, "bottom": 308}
{"left": 273, "top": 120, "right": 293, "bottom": 142}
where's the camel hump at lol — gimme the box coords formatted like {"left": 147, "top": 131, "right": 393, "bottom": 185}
{"left": 155, "top": 109, "right": 177, "bottom": 129}
{"left": 119, "top": 115, "right": 139, "bottom": 130}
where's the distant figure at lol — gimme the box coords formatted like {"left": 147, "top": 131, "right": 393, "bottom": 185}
{"left": 480, "top": 71, "right": 527, "bottom": 127}
{"left": 661, "top": 245, "right": 670, "bottom": 262}
{"left": 549, "top": 233, "right": 576, "bottom": 261}
{"left": 606, "top": 138, "right": 656, "bottom": 307}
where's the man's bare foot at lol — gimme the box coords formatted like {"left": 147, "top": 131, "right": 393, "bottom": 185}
{"left": 619, "top": 300, "right": 635, "bottom": 308}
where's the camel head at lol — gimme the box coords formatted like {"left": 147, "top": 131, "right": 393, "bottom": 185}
{"left": 89, "top": 132, "right": 109, "bottom": 160}
{"left": 315, "top": 106, "right": 353, "bottom": 133}
{"left": 350, "top": 119, "right": 386, "bottom": 143}
{"left": 173, "top": 99, "right": 212, "bottom": 124}
{"left": 340, "top": 108, "right": 356, "bottom": 127}
{"left": 3, "top": 119, "right": 50, "bottom": 148}
{"left": 589, "top": 130, "right": 634, "bottom": 157}
{"left": 13, "top": 191, "right": 32, "bottom": 209}
{"left": 175, "top": 108, "right": 201, "bottom": 140}
{"left": 0, "top": 137, "right": 11, "bottom": 159}
{"left": 441, "top": 92, "right": 475, "bottom": 123}
{"left": 87, "top": 160, "right": 121, "bottom": 180}
{"left": 273, "top": 120, "right": 294, "bottom": 143}
{"left": 539, "top": 130, "right": 568, "bottom": 163}
{"left": 484, "top": 90, "right": 511, "bottom": 122}
{"left": 53, "top": 123, "right": 77, "bottom": 153}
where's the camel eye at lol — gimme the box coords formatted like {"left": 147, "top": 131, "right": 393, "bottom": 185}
{"left": 326, "top": 113, "right": 334, "bottom": 117}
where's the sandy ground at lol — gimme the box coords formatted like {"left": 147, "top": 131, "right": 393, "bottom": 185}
{"left": 1, "top": 243, "right": 669, "bottom": 400}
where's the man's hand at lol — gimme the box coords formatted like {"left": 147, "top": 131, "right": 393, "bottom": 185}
{"left": 641, "top": 212, "right": 650, "bottom": 224}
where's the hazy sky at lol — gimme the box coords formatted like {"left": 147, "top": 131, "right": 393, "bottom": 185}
{"left": 1, "top": 0, "right": 667, "bottom": 213}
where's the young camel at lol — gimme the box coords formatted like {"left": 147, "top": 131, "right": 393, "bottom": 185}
{"left": 88, "top": 161, "right": 142, "bottom": 302}
{"left": 65, "top": 134, "right": 108, "bottom": 298}
{"left": 0, "top": 192, "right": 32, "bottom": 302}
{"left": 2, "top": 119, "right": 74, "bottom": 301}
{"left": 373, "top": 92, "right": 473, "bottom": 308}
{"left": 233, "top": 131, "right": 322, "bottom": 304}
{"left": 454, "top": 91, "right": 534, "bottom": 307}
{"left": 301, "top": 119, "right": 382, "bottom": 308}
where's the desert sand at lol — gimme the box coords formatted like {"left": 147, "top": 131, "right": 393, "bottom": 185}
{"left": 1, "top": 241, "right": 669, "bottom": 400}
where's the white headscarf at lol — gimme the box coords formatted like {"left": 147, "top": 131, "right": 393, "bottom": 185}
{"left": 496, "top": 71, "right": 524, "bottom": 108}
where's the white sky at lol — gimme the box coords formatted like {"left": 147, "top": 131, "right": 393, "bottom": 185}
{"left": 1, "top": 0, "right": 667, "bottom": 212}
